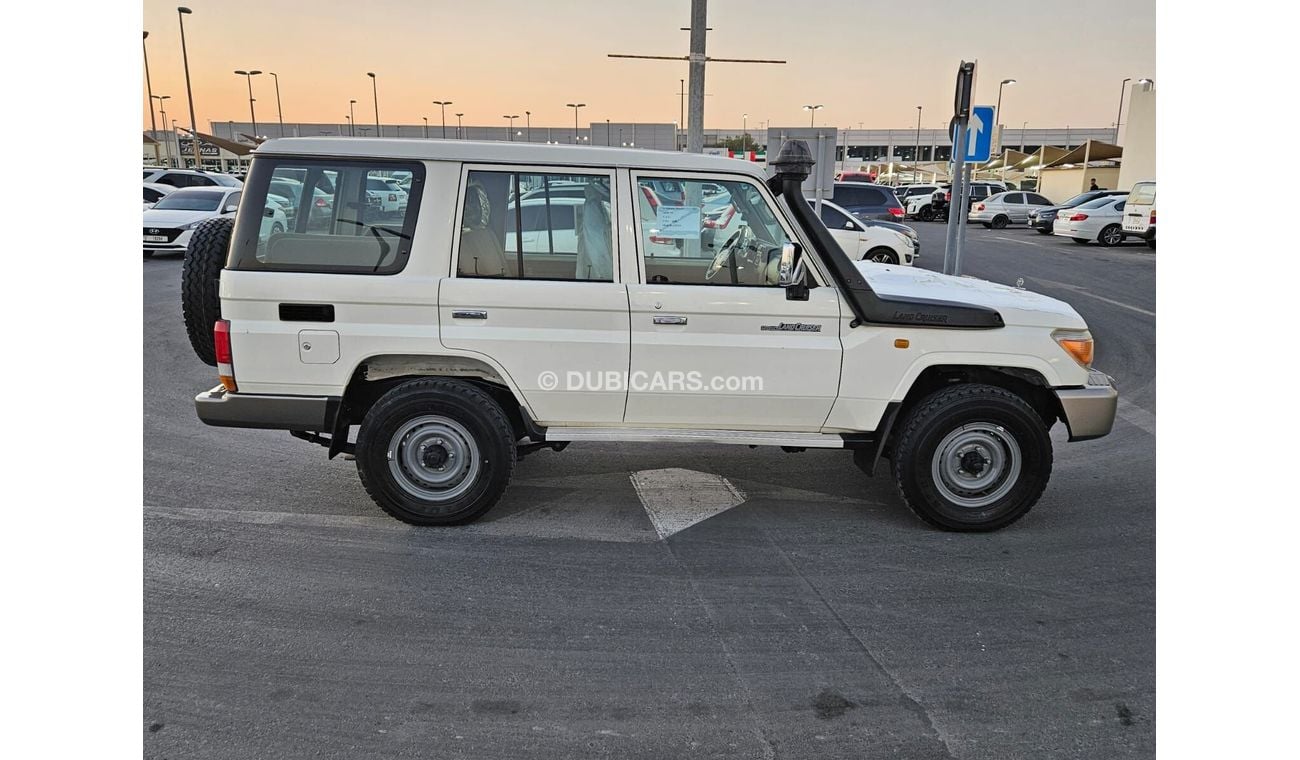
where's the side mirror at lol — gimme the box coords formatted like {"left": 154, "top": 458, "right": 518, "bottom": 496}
{"left": 777, "top": 242, "right": 799, "bottom": 286}
{"left": 224, "top": 204, "right": 239, "bottom": 214}
{"left": 263, "top": 208, "right": 275, "bottom": 218}
{"left": 843, "top": 221, "right": 855, "bottom": 230}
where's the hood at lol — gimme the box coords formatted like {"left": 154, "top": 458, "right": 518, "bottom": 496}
{"left": 142, "top": 209, "right": 216, "bottom": 228}
{"left": 854, "top": 262, "right": 1086, "bottom": 329}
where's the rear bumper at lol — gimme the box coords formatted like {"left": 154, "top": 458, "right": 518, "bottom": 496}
{"left": 1053, "top": 372, "right": 1118, "bottom": 442}
{"left": 195, "top": 385, "right": 340, "bottom": 431}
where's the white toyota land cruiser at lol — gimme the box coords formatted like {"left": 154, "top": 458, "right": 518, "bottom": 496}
{"left": 183, "top": 137, "right": 1116, "bottom": 532}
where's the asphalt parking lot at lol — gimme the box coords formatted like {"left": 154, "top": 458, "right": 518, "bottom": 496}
{"left": 143, "top": 221, "right": 1155, "bottom": 759}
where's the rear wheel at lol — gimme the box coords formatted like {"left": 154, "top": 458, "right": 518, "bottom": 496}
{"left": 890, "top": 384, "right": 1053, "bottom": 531}
{"left": 991, "top": 215, "right": 1009, "bottom": 229}
{"left": 181, "top": 217, "right": 234, "bottom": 367}
{"left": 918, "top": 205, "right": 935, "bottom": 222}
{"left": 356, "top": 378, "right": 516, "bottom": 526}
{"left": 1098, "top": 224, "right": 1123, "bottom": 246}
{"left": 866, "top": 247, "right": 899, "bottom": 265}
{"left": 1146, "top": 237, "right": 1156, "bottom": 249}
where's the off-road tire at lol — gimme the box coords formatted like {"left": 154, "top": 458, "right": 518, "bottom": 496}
{"left": 891, "top": 383, "right": 1053, "bottom": 532}
{"left": 181, "top": 217, "right": 234, "bottom": 367}
{"left": 991, "top": 215, "right": 1009, "bottom": 229}
{"left": 356, "top": 378, "right": 516, "bottom": 526}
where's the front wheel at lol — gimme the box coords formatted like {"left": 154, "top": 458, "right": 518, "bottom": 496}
{"left": 890, "top": 384, "right": 1053, "bottom": 531}
{"left": 1035, "top": 226, "right": 1052, "bottom": 235}
{"left": 866, "top": 247, "right": 899, "bottom": 265}
{"left": 991, "top": 215, "right": 1009, "bottom": 229}
{"left": 918, "top": 205, "right": 935, "bottom": 222}
{"left": 356, "top": 378, "right": 516, "bottom": 526}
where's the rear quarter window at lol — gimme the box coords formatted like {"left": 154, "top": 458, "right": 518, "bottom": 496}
{"left": 228, "top": 157, "right": 425, "bottom": 274}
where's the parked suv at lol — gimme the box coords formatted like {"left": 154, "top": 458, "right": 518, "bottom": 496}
{"left": 184, "top": 138, "right": 1116, "bottom": 532}
{"left": 1121, "top": 181, "right": 1156, "bottom": 248}
{"left": 824, "top": 182, "right": 905, "bottom": 221}
{"left": 143, "top": 167, "right": 243, "bottom": 188}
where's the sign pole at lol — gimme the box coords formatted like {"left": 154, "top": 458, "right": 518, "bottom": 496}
{"left": 943, "top": 61, "right": 975, "bottom": 275}
{"left": 954, "top": 162, "right": 974, "bottom": 276}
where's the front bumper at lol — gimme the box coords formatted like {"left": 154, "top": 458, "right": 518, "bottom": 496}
{"left": 195, "top": 385, "right": 340, "bottom": 431}
{"left": 1053, "top": 371, "right": 1118, "bottom": 441}
{"left": 1028, "top": 215, "right": 1055, "bottom": 231}
{"left": 143, "top": 228, "right": 194, "bottom": 254}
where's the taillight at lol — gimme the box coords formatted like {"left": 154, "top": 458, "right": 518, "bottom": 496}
{"left": 214, "top": 319, "right": 237, "bottom": 392}
{"left": 975, "top": 203, "right": 985, "bottom": 211}
{"left": 888, "top": 207, "right": 904, "bottom": 218}
{"left": 315, "top": 197, "right": 327, "bottom": 207}
{"left": 702, "top": 204, "right": 736, "bottom": 229}
{"left": 1069, "top": 213, "right": 1088, "bottom": 221}
{"left": 1150, "top": 209, "right": 1156, "bottom": 224}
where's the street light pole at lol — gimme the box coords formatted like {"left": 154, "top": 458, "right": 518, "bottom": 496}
{"left": 455, "top": 113, "right": 463, "bottom": 139}
{"left": 433, "top": 101, "right": 452, "bottom": 138}
{"left": 1114, "top": 77, "right": 1132, "bottom": 144}
{"left": 269, "top": 72, "right": 284, "bottom": 136}
{"left": 367, "top": 72, "right": 380, "bottom": 136}
{"left": 995, "top": 78, "right": 1016, "bottom": 157}
{"left": 566, "top": 103, "right": 585, "bottom": 144}
{"left": 803, "top": 104, "right": 823, "bottom": 128}
{"left": 1021, "top": 121, "right": 1027, "bottom": 153}
{"left": 423, "top": 117, "right": 429, "bottom": 138}
{"left": 152, "top": 95, "right": 172, "bottom": 165}
{"left": 176, "top": 7, "right": 201, "bottom": 168}
{"left": 234, "top": 70, "right": 262, "bottom": 136}
{"left": 143, "top": 32, "right": 158, "bottom": 154}
{"left": 525, "top": 111, "right": 531, "bottom": 142}
{"left": 742, "top": 113, "right": 747, "bottom": 152}
{"left": 914, "top": 105, "right": 922, "bottom": 173}
{"left": 348, "top": 100, "right": 357, "bottom": 136}
{"left": 503, "top": 115, "right": 519, "bottom": 141}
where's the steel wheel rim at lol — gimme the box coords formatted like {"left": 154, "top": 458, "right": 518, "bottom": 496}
{"left": 930, "top": 423, "right": 1022, "bottom": 509}
{"left": 387, "top": 415, "right": 481, "bottom": 502}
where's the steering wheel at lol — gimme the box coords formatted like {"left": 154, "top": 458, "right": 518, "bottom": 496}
{"left": 705, "top": 225, "right": 756, "bottom": 281}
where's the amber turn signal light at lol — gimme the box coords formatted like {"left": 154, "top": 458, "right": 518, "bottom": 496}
{"left": 1053, "top": 330, "right": 1094, "bottom": 368}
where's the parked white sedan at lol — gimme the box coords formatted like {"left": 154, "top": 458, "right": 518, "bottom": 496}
{"left": 815, "top": 199, "right": 918, "bottom": 265}
{"left": 1052, "top": 195, "right": 1129, "bottom": 247}
{"left": 143, "top": 182, "right": 174, "bottom": 210}
{"left": 143, "top": 186, "right": 285, "bottom": 257}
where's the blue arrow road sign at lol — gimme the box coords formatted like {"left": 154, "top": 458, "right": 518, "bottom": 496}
{"left": 964, "top": 105, "right": 994, "bottom": 162}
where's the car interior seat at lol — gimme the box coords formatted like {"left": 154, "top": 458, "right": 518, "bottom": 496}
{"left": 458, "top": 183, "right": 508, "bottom": 277}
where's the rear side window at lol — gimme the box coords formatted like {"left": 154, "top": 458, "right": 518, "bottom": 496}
{"left": 1130, "top": 182, "right": 1156, "bottom": 205}
{"left": 229, "top": 157, "right": 424, "bottom": 274}
{"left": 1026, "top": 193, "right": 1052, "bottom": 205}
{"left": 1002, "top": 193, "right": 1023, "bottom": 204}
{"left": 818, "top": 203, "right": 853, "bottom": 229}
{"left": 456, "top": 170, "right": 613, "bottom": 282}
{"left": 836, "top": 185, "right": 886, "bottom": 206}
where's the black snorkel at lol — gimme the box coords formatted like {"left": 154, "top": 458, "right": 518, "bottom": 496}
{"left": 768, "top": 139, "right": 1003, "bottom": 330}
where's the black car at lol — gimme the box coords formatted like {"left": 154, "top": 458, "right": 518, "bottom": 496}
{"left": 932, "top": 182, "right": 1005, "bottom": 220}
{"left": 827, "top": 182, "right": 906, "bottom": 221}
{"left": 1028, "top": 190, "right": 1129, "bottom": 234}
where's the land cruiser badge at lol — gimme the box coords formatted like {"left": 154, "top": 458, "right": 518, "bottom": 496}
{"left": 760, "top": 322, "right": 822, "bottom": 332}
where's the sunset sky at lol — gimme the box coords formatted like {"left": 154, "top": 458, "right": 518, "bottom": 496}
{"left": 142, "top": 0, "right": 1155, "bottom": 133}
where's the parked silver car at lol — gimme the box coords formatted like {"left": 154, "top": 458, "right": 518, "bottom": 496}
{"left": 968, "top": 191, "right": 1054, "bottom": 228}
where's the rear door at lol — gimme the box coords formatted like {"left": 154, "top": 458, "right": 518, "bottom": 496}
{"left": 440, "top": 166, "right": 630, "bottom": 425}
{"left": 1002, "top": 192, "right": 1027, "bottom": 221}
{"left": 1124, "top": 182, "right": 1156, "bottom": 235}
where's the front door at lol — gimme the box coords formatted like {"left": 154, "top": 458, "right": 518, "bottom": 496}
{"left": 440, "top": 167, "right": 629, "bottom": 425}
{"left": 624, "top": 172, "right": 843, "bottom": 431}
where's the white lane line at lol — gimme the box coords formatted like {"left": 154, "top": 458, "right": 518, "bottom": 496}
{"left": 1028, "top": 277, "right": 1156, "bottom": 317}
{"left": 630, "top": 468, "right": 747, "bottom": 540}
{"left": 992, "top": 235, "right": 1044, "bottom": 247}
{"left": 1116, "top": 398, "right": 1157, "bottom": 436}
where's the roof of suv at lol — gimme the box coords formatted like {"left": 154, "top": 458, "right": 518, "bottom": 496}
{"left": 254, "top": 137, "right": 766, "bottom": 178}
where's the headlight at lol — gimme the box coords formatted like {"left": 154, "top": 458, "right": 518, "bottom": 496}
{"left": 181, "top": 219, "right": 206, "bottom": 230}
{"left": 1053, "top": 329, "right": 1094, "bottom": 368}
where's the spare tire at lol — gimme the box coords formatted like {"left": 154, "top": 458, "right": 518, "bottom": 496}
{"left": 181, "top": 217, "right": 234, "bottom": 367}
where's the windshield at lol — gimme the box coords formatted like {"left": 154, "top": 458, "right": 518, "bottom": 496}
{"left": 1077, "top": 196, "right": 1125, "bottom": 209}
{"left": 1060, "top": 192, "right": 1101, "bottom": 207}
{"left": 152, "top": 190, "right": 225, "bottom": 211}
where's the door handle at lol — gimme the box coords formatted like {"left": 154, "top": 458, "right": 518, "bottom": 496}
{"left": 452, "top": 310, "right": 488, "bottom": 319}
{"left": 653, "top": 315, "right": 688, "bottom": 325}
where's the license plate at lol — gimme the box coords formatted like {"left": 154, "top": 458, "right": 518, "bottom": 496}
{"left": 144, "top": 235, "right": 167, "bottom": 242}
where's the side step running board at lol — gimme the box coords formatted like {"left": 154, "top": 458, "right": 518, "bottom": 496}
{"left": 544, "top": 427, "right": 847, "bottom": 448}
